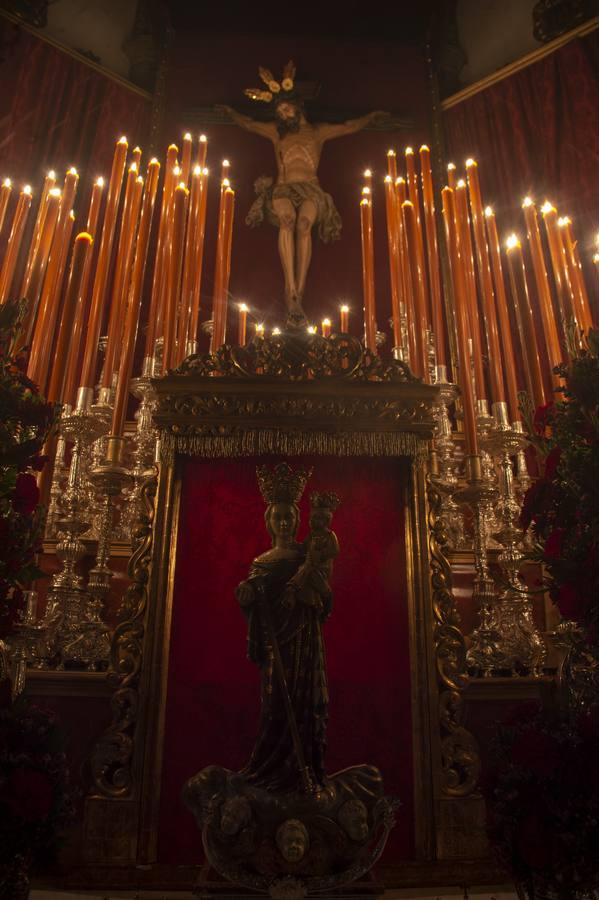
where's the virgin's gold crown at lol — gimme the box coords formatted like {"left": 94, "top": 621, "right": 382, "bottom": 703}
{"left": 256, "top": 462, "right": 312, "bottom": 505}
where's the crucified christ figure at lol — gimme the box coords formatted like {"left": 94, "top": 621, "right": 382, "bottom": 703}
{"left": 221, "top": 97, "right": 386, "bottom": 326}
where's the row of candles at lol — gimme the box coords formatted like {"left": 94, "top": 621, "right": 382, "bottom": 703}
{"left": 359, "top": 145, "right": 597, "bottom": 457}
{"left": 0, "top": 132, "right": 236, "bottom": 451}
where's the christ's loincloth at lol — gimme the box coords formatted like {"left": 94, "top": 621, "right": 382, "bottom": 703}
{"left": 246, "top": 176, "right": 342, "bottom": 243}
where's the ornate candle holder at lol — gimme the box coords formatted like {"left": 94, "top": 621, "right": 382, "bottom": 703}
{"left": 480, "top": 402, "right": 546, "bottom": 675}
{"left": 39, "top": 388, "right": 110, "bottom": 668}
{"left": 476, "top": 399, "right": 500, "bottom": 550}
{"left": 6, "top": 590, "right": 51, "bottom": 693}
{"left": 120, "top": 356, "right": 159, "bottom": 540}
{"left": 460, "top": 455, "right": 501, "bottom": 677}
{"left": 430, "top": 368, "right": 465, "bottom": 550}
{"left": 45, "top": 430, "right": 68, "bottom": 540}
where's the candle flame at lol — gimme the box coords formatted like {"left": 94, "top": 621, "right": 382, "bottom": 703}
{"left": 129, "top": 162, "right": 138, "bottom": 173}
{"left": 95, "top": 177, "right": 105, "bottom": 187}
{"left": 239, "top": 302, "right": 249, "bottom": 312}
{"left": 193, "top": 164, "right": 202, "bottom": 176}
{"left": 360, "top": 198, "right": 370, "bottom": 207}
{"left": 541, "top": 201, "right": 555, "bottom": 215}
{"left": 118, "top": 136, "right": 128, "bottom": 145}
{"left": 136, "top": 176, "right": 144, "bottom": 184}
{"left": 68, "top": 166, "right": 78, "bottom": 176}
{"left": 522, "top": 196, "right": 533, "bottom": 208}
{"left": 363, "top": 169, "right": 372, "bottom": 178}
{"left": 2, "top": 178, "right": 11, "bottom": 188}
{"left": 69, "top": 210, "right": 75, "bottom": 220}
{"left": 47, "top": 170, "right": 56, "bottom": 179}
{"left": 322, "top": 318, "right": 331, "bottom": 326}
{"left": 273, "top": 327, "right": 281, "bottom": 335}
{"left": 405, "top": 146, "right": 414, "bottom": 155}
{"left": 149, "top": 158, "right": 159, "bottom": 166}
{"left": 256, "top": 323, "right": 265, "bottom": 334}
{"left": 402, "top": 200, "right": 414, "bottom": 208}
{"left": 23, "top": 185, "right": 32, "bottom": 195}
{"left": 222, "top": 178, "right": 230, "bottom": 188}
{"left": 558, "top": 216, "right": 571, "bottom": 227}
{"left": 173, "top": 165, "right": 181, "bottom": 176}
{"left": 48, "top": 187, "right": 61, "bottom": 197}
{"left": 184, "top": 132, "right": 192, "bottom": 141}
{"left": 307, "top": 325, "right": 317, "bottom": 334}
{"left": 420, "top": 144, "right": 430, "bottom": 152}
{"left": 465, "top": 158, "right": 476, "bottom": 168}
{"left": 484, "top": 205, "right": 494, "bottom": 217}
{"left": 396, "top": 176, "right": 405, "bottom": 184}
{"left": 361, "top": 186, "right": 371, "bottom": 195}
{"left": 506, "top": 233, "right": 520, "bottom": 250}
{"left": 340, "top": 304, "right": 350, "bottom": 313}
{"left": 447, "top": 162, "right": 456, "bottom": 171}
{"left": 594, "top": 252, "right": 599, "bottom": 263}
{"left": 387, "top": 149, "right": 396, "bottom": 156}
{"left": 456, "top": 179, "right": 466, "bottom": 189}
{"left": 168, "top": 143, "right": 178, "bottom": 152}
{"left": 177, "top": 181, "right": 187, "bottom": 190}
{"left": 222, "top": 159, "right": 230, "bottom": 167}
{"left": 384, "top": 175, "right": 392, "bottom": 183}
{"left": 199, "top": 134, "right": 207, "bottom": 142}
{"left": 203, "top": 167, "right": 209, "bottom": 176}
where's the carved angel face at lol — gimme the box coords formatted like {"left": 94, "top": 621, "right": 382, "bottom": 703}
{"left": 338, "top": 799, "right": 369, "bottom": 841}
{"left": 220, "top": 796, "right": 251, "bottom": 835}
{"left": 276, "top": 819, "right": 309, "bottom": 862}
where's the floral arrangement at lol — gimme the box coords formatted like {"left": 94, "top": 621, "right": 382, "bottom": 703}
{"left": 483, "top": 701, "right": 599, "bottom": 897}
{"left": 0, "top": 697, "right": 75, "bottom": 883}
{"left": 520, "top": 332, "right": 599, "bottom": 645}
{"left": 0, "top": 298, "right": 56, "bottom": 638}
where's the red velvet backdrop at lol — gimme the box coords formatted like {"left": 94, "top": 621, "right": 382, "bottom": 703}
{"left": 443, "top": 28, "right": 599, "bottom": 313}
{"left": 158, "top": 455, "right": 414, "bottom": 865}
{"left": 155, "top": 33, "right": 431, "bottom": 344}
{"left": 0, "top": 19, "right": 151, "bottom": 188}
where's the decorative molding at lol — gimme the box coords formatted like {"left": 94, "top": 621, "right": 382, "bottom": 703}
{"left": 442, "top": 15, "right": 599, "bottom": 109}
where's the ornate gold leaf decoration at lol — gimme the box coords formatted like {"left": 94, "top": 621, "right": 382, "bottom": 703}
{"left": 427, "top": 479, "right": 480, "bottom": 798}
{"left": 91, "top": 470, "right": 157, "bottom": 798}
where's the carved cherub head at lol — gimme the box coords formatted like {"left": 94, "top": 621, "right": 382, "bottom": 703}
{"left": 220, "top": 796, "right": 252, "bottom": 836}
{"left": 338, "top": 798, "right": 369, "bottom": 842}
{"left": 275, "top": 818, "right": 310, "bottom": 863}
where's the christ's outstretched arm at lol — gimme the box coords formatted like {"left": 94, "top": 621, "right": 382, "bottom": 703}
{"left": 317, "top": 111, "right": 389, "bottom": 142}
{"left": 218, "top": 105, "right": 276, "bottom": 140}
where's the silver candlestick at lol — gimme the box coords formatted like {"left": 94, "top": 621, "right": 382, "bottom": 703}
{"left": 430, "top": 368, "right": 465, "bottom": 551}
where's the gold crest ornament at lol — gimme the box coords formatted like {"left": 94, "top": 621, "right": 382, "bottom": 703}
{"left": 256, "top": 462, "right": 312, "bottom": 505}
{"left": 245, "top": 61, "right": 296, "bottom": 104}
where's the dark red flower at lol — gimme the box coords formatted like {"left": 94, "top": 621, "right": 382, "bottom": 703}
{"left": 511, "top": 728, "right": 560, "bottom": 776}
{"left": 520, "top": 478, "right": 552, "bottom": 530}
{"left": 557, "top": 583, "right": 589, "bottom": 623}
{"left": 533, "top": 402, "right": 555, "bottom": 435}
{"left": 11, "top": 473, "right": 39, "bottom": 516}
{"left": 2, "top": 767, "right": 54, "bottom": 821}
{"left": 543, "top": 446, "right": 562, "bottom": 480}
{"left": 544, "top": 528, "right": 565, "bottom": 560}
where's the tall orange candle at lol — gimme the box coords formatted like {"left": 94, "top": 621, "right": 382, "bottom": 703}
{"left": 384, "top": 175, "right": 402, "bottom": 350}
{"left": 447, "top": 163, "right": 457, "bottom": 190}
{"left": 20, "top": 186, "right": 61, "bottom": 316}
{"left": 402, "top": 200, "right": 430, "bottom": 380}
{"left": 22, "top": 170, "right": 56, "bottom": 288}
{"left": 483, "top": 207, "right": 520, "bottom": 422}
{"left": 420, "top": 144, "right": 446, "bottom": 367}
{"left": 177, "top": 163, "right": 203, "bottom": 361}
{"left": 188, "top": 166, "right": 209, "bottom": 350}
{"left": 238, "top": 302, "right": 248, "bottom": 347}
{"left": 46, "top": 233, "right": 93, "bottom": 403}
{"left": 145, "top": 144, "right": 178, "bottom": 359}
{"left": 441, "top": 187, "right": 478, "bottom": 454}
{"left": 396, "top": 177, "right": 418, "bottom": 368}
{"left": 465, "top": 158, "right": 505, "bottom": 403}
{"left": 79, "top": 136, "right": 128, "bottom": 393}
{"left": 541, "top": 202, "right": 575, "bottom": 337}
{"left": 132, "top": 146, "right": 142, "bottom": 169}
{"left": 211, "top": 186, "right": 235, "bottom": 352}
{"left": 505, "top": 234, "right": 546, "bottom": 410}
{"left": 340, "top": 304, "right": 349, "bottom": 333}
{"left": 360, "top": 196, "right": 377, "bottom": 353}
{"left": 387, "top": 149, "right": 397, "bottom": 181}
{"left": 111, "top": 160, "right": 160, "bottom": 437}
{"left": 102, "top": 163, "right": 143, "bottom": 389}
{"left": 454, "top": 180, "right": 486, "bottom": 402}
{"left": 181, "top": 132, "right": 193, "bottom": 186}
{"left": 559, "top": 216, "right": 593, "bottom": 333}
{"left": 405, "top": 147, "right": 429, "bottom": 319}
{"left": 522, "top": 197, "right": 563, "bottom": 376}
{"left": 162, "top": 183, "right": 188, "bottom": 372}
{"left": 0, "top": 186, "right": 32, "bottom": 304}
{"left": 321, "top": 318, "right": 331, "bottom": 338}
{"left": 0, "top": 178, "right": 11, "bottom": 235}
{"left": 197, "top": 134, "right": 208, "bottom": 169}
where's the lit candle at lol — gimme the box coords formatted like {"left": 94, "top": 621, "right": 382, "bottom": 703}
{"left": 46, "top": 232, "right": 93, "bottom": 403}
{"left": 541, "top": 201, "right": 575, "bottom": 337}
{"left": 420, "top": 144, "right": 446, "bottom": 368}
{"left": 307, "top": 325, "right": 317, "bottom": 335}
{"left": 441, "top": 186, "right": 478, "bottom": 454}
{"left": 447, "top": 162, "right": 456, "bottom": 190}
{"left": 505, "top": 234, "right": 546, "bottom": 410}
{"left": 0, "top": 177, "right": 11, "bottom": 235}
{"left": 558, "top": 216, "right": 593, "bottom": 332}
{"left": 79, "top": 136, "right": 128, "bottom": 393}
{"left": 20, "top": 186, "right": 61, "bottom": 317}
{"left": 238, "top": 302, "right": 248, "bottom": 347}
{"left": 211, "top": 185, "right": 235, "bottom": 352}
{"left": 111, "top": 159, "right": 160, "bottom": 437}
{"left": 522, "top": 197, "right": 563, "bottom": 377}
{"left": 465, "top": 158, "right": 504, "bottom": 402}
{"left": 405, "top": 147, "right": 430, "bottom": 329}
{"left": 386, "top": 150, "right": 397, "bottom": 181}
{"left": 394, "top": 176, "right": 416, "bottom": 365}
{"left": 360, "top": 196, "right": 377, "bottom": 352}
{"left": 402, "top": 200, "right": 429, "bottom": 380}
{"left": 197, "top": 134, "right": 208, "bottom": 170}
{"left": 0, "top": 185, "right": 33, "bottom": 305}
{"left": 102, "top": 162, "right": 142, "bottom": 390}
{"left": 178, "top": 163, "right": 202, "bottom": 362}
{"left": 484, "top": 207, "right": 520, "bottom": 422}
{"left": 321, "top": 317, "right": 331, "bottom": 338}
{"left": 384, "top": 174, "right": 403, "bottom": 351}
{"left": 22, "top": 170, "right": 56, "bottom": 290}
{"left": 188, "top": 166, "right": 209, "bottom": 351}
{"left": 454, "top": 179, "right": 486, "bottom": 401}
{"left": 221, "top": 159, "right": 230, "bottom": 184}
{"left": 340, "top": 303, "right": 349, "bottom": 333}
{"left": 273, "top": 327, "right": 282, "bottom": 336}
{"left": 255, "top": 323, "right": 265, "bottom": 339}
{"left": 146, "top": 143, "right": 179, "bottom": 360}
{"left": 132, "top": 146, "right": 142, "bottom": 169}
{"left": 181, "top": 132, "right": 193, "bottom": 186}
{"left": 162, "top": 183, "right": 188, "bottom": 372}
